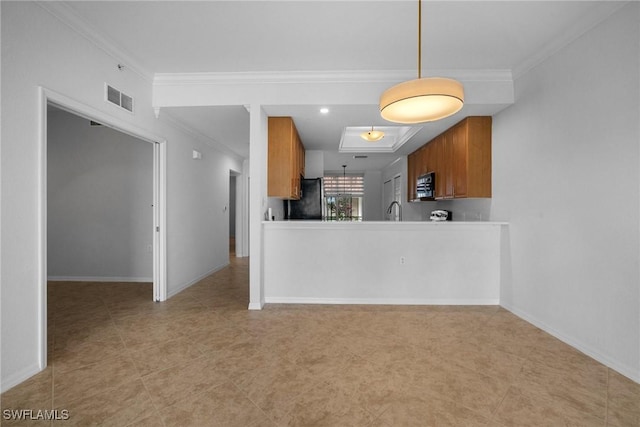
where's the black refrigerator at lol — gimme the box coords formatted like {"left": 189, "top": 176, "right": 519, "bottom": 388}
{"left": 284, "top": 178, "right": 323, "bottom": 220}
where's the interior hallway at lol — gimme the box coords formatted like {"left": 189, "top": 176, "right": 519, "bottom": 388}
{"left": 1, "top": 256, "right": 638, "bottom": 426}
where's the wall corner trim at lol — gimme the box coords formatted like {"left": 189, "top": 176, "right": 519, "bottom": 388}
{"left": 1, "top": 363, "right": 43, "bottom": 394}
{"left": 248, "top": 302, "right": 264, "bottom": 310}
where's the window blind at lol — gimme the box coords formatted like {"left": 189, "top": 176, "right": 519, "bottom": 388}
{"left": 324, "top": 175, "right": 364, "bottom": 197}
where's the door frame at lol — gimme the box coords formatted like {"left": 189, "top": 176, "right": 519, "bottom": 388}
{"left": 38, "top": 87, "right": 167, "bottom": 368}
{"left": 229, "top": 169, "right": 243, "bottom": 258}
{"left": 383, "top": 178, "right": 392, "bottom": 220}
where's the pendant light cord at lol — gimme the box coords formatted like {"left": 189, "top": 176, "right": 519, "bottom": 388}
{"left": 417, "top": 0, "right": 422, "bottom": 79}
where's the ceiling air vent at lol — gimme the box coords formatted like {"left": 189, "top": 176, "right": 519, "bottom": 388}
{"left": 105, "top": 84, "right": 134, "bottom": 113}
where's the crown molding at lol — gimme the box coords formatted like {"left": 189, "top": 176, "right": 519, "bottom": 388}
{"left": 153, "top": 69, "right": 513, "bottom": 87}
{"left": 36, "top": 1, "right": 153, "bottom": 82}
{"left": 512, "top": 1, "right": 629, "bottom": 79}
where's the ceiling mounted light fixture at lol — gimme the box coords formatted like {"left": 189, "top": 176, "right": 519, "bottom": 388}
{"left": 379, "top": 0, "right": 464, "bottom": 124}
{"left": 360, "top": 126, "right": 385, "bottom": 142}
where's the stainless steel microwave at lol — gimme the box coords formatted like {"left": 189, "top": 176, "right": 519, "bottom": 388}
{"left": 416, "top": 172, "right": 435, "bottom": 200}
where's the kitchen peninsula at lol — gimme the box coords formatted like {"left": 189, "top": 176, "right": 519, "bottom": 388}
{"left": 263, "top": 220, "right": 508, "bottom": 305}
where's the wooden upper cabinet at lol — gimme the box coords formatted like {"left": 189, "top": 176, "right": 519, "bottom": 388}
{"left": 407, "top": 152, "right": 416, "bottom": 201}
{"left": 268, "top": 117, "right": 306, "bottom": 200}
{"left": 298, "top": 135, "right": 305, "bottom": 178}
{"left": 432, "top": 135, "right": 445, "bottom": 199}
{"left": 408, "top": 116, "right": 492, "bottom": 200}
{"left": 451, "top": 121, "right": 468, "bottom": 198}
{"left": 422, "top": 142, "right": 434, "bottom": 176}
{"left": 417, "top": 144, "right": 429, "bottom": 177}
{"left": 455, "top": 116, "right": 492, "bottom": 198}
{"left": 440, "top": 131, "right": 454, "bottom": 198}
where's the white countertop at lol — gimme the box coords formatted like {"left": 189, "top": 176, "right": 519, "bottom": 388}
{"left": 263, "top": 220, "right": 508, "bottom": 229}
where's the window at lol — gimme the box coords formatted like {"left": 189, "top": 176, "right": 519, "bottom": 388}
{"left": 323, "top": 173, "right": 364, "bottom": 221}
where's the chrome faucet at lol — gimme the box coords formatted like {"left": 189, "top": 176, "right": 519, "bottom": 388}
{"left": 387, "top": 201, "right": 402, "bottom": 221}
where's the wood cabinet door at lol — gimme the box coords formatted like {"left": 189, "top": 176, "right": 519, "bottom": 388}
{"left": 292, "top": 129, "right": 302, "bottom": 199}
{"left": 423, "top": 142, "right": 434, "bottom": 175}
{"left": 418, "top": 144, "right": 429, "bottom": 176}
{"left": 268, "top": 117, "right": 304, "bottom": 200}
{"left": 407, "top": 151, "right": 417, "bottom": 201}
{"left": 443, "top": 132, "right": 455, "bottom": 198}
{"left": 452, "top": 121, "right": 468, "bottom": 198}
{"left": 268, "top": 118, "right": 292, "bottom": 197}
{"left": 432, "top": 136, "right": 445, "bottom": 198}
{"left": 299, "top": 138, "right": 305, "bottom": 178}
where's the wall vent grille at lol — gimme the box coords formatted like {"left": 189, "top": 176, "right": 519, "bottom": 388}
{"left": 105, "top": 84, "right": 134, "bottom": 113}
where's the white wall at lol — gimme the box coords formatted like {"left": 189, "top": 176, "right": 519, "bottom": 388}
{"left": 47, "top": 109, "right": 153, "bottom": 281}
{"left": 304, "top": 150, "right": 324, "bottom": 179}
{"left": 266, "top": 198, "right": 285, "bottom": 221}
{"left": 432, "top": 198, "right": 492, "bottom": 222}
{"left": 1, "top": 2, "right": 243, "bottom": 391}
{"left": 264, "top": 222, "right": 503, "bottom": 304}
{"left": 491, "top": 3, "right": 639, "bottom": 381}
{"left": 378, "top": 3, "right": 640, "bottom": 381}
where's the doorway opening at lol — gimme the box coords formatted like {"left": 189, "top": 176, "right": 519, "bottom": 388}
{"left": 39, "top": 87, "right": 167, "bottom": 370}
{"left": 47, "top": 106, "right": 154, "bottom": 284}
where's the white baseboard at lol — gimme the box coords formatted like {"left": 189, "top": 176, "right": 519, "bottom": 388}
{"left": 166, "top": 263, "right": 229, "bottom": 299}
{"left": 47, "top": 276, "right": 152, "bottom": 283}
{"left": 264, "top": 297, "right": 500, "bottom": 306}
{"left": 1, "top": 363, "right": 43, "bottom": 393}
{"left": 501, "top": 303, "right": 640, "bottom": 384}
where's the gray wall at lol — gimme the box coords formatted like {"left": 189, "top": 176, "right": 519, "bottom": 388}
{"left": 47, "top": 109, "right": 153, "bottom": 281}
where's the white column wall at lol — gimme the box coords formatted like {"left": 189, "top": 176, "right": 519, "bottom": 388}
{"left": 248, "top": 105, "right": 268, "bottom": 309}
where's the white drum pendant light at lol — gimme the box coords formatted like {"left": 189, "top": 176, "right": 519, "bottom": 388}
{"left": 380, "top": 0, "right": 464, "bottom": 124}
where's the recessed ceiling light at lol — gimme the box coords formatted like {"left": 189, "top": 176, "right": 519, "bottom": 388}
{"left": 320, "top": 107, "right": 329, "bottom": 114}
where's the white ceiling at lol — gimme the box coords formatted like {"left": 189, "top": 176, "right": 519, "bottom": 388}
{"left": 62, "top": 1, "right": 625, "bottom": 171}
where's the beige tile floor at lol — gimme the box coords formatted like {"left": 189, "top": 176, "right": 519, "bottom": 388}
{"left": 2, "top": 255, "right": 639, "bottom": 426}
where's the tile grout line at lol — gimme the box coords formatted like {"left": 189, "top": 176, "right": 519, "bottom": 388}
{"left": 113, "top": 292, "right": 202, "bottom": 427}
{"left": 17, "top": 261, "right": 637, "bottom": 426}
{"left": 104, "top": 286, "right": 163, "bottom": 427}
{"left": 228, "top": 379, "right": 279, "bottom": 427}
{"left": 489, "top": 383, "right": 514, "bottom": 424}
